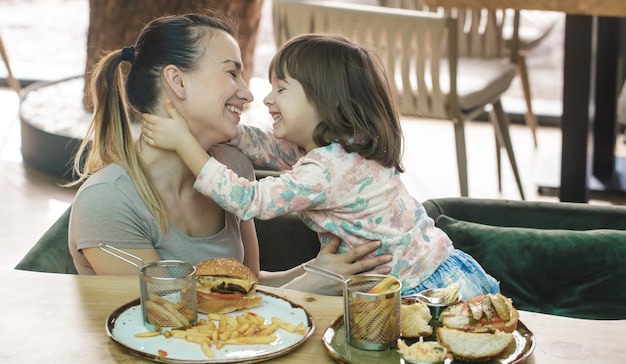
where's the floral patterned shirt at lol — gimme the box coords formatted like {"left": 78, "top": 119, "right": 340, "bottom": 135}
{"left": 195, "top": 123, "right": 453, "bottom": 291}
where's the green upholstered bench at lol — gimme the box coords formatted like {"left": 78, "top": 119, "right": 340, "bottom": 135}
{"left": 16, "top": 197, "right": 626, "bottom": 319}
{"left": 421, "top": 197, "right": 626, "bottom": 320}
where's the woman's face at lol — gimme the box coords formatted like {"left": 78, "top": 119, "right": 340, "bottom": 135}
{"left": 180, "top": 31, "right": 253, "bottom": 145}
{"left": 263, "top": 72, "right": 321, "bottom": 152}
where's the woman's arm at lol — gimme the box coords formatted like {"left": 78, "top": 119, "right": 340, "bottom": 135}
{"left": 69, "top": 181, "right": 165, "bottom": 275}
{"left": 259, "top": 235, "right": 393, "bottom": 295}
{"left": 240, "top": 219, "right": 261, "bottom": 276}
{"left": 83, "top": 247, "right": 162, "bottom": 275}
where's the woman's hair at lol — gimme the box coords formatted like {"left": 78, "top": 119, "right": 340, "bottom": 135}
{"left": 71, "top": 13, "right": 237, "bottom": 232}
{"left": 269, "top": 33, "right": 404, "bottom": 172}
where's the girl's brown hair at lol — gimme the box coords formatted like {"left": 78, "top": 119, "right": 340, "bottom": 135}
{"left": 269, "top": 33, "right": 404, "bottom": 172}
{"left": 70, "top": 13, "right": 236, "bottom": 232}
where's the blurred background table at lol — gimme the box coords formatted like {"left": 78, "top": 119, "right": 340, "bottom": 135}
{"left": 427, "top": 0, "right": 626, "bottom": 202}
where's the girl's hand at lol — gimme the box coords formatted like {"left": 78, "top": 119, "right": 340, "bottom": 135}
{"left": 142, "top": 100, "right": 191, "bottom": 152}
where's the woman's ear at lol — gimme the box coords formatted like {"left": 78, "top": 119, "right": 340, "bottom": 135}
{"left": 163, "top": 65, "right": 186, "bottom": 99}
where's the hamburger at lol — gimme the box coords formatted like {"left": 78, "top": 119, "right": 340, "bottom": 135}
{"left": 195, "top": 258, "right": 262, "bottom": 314}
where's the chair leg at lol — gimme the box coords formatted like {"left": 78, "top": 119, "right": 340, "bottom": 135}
{"left": 452, "top": 119, "right": 469, "bottom": 197}
{"left": 0, "top": 32, "right": 21, "bottom": 93}
{"left": 494, "top": 129, "right": 502, "bottom": 192}
{"left": 518, "top": 54, "right": 538, "bottom": 148}
{"left": 491, "top": 101, "right": 525, "bottom": 200}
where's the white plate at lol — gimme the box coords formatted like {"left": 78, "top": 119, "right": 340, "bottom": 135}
{"left": 106, "top": 290, "right": 315, "bottom": 363}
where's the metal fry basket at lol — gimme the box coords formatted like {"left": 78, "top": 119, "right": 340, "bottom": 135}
{"left": 344, "top": 274, "right": 402, "bottom": 350}
{"left": 99, "top": 244, "right": 198, "bottom": 330}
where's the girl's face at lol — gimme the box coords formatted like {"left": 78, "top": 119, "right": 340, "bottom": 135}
{"left": 180, "top": 31, "right": 253, "bottom": 146}
{"left": 263, "top": 72, "right": 321, "bottom": 151}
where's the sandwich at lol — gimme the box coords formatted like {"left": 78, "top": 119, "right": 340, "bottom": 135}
{"left": 436, "top": 293, "right": 519, "bottom": 361}
{"left": 436, "top": 327, "right": 514, "bottom": 361}
{"left": 195, "top": 258, "right": 262, "bottom": 314}
{"left": 400, "top": 298, "right": 433, "bottom": 338}
{"left": 439, "top": 292, "right": 519, "bottom": 333}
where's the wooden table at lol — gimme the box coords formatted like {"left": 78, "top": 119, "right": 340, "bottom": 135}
{"left": 2, "top": 269, "right": 625, "bottom": 363}
{"left": 427, "top": 0, "right": 626, "bottom": 202}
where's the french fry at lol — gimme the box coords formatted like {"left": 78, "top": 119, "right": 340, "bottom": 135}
{"left": 257, "top": 323, "right": 279, "bottom": 337}
{"left": 296, "top": 322, "right": 306, "bottom": 335}
{"left": 223, "top": 336, "right": 277, "bottom": 345}
{"left": 201, "top": 341, "right": 215, "bottom": 358}
{"left": 245, "top": 311, "right": 266, "bottom": 325}
{"left": 368, "top": 276, "right": 398, "bottom": 294}
{"left": 242, "top": 323, "right": 257, "bottom": 337}
{"left": 134, "top": 331, "right": 161, "bottom": 338}
{"left": 185, "top": 334, "right": 208, "bottom": 344}
{"left": 184, "top": 332, "right": 211, "bottom": 344}
{"left": 211, "top": 329, "right": 219, "bottom": 345}
{"left": 145, "top": 300, "right": 187, "bottom": 328}
{"left": 271, "top": 317, "right": 298, "bottom": 333}
{"left": 170, "top": 329, "right": 188, "bottom": 339}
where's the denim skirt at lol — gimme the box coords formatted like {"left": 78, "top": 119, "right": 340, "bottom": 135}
{"left": 403, "top": 249, "right": 500, "bottom": 300}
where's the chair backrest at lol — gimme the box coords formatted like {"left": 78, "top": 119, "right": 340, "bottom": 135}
{"left": 380, "top": 0, "right": 514, "bottom": 59}
{"left": 273, "top": 0, "right": 458, "bottom": 118}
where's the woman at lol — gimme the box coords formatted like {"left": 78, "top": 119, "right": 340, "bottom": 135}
{"left": 67, "top": 12, "right": 390, "bottom": 294}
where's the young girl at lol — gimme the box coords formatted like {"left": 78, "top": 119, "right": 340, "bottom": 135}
{"left": 142, "top": 33, "right": 499, "bottom": 298}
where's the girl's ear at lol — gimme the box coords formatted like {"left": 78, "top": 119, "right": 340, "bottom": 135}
{"left": 163, "top": 65, "right": 187, "bottom": 99}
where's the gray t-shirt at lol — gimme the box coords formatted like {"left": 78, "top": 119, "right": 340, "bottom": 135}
{"left": 68, "top": 144, "right": 254, "bottom": 274}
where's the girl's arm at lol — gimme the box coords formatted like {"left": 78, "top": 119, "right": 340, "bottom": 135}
{"left": 144, "top": 102, "right": 329, "bottom": 221}
{"left": 231, "top": 123, "right": 305, "bottom": 170}
{"left": 142, "top": 102, "right": 210, "bottom": 177}
{"left": 194, "top": 157, "right": 328, "bottom": 221}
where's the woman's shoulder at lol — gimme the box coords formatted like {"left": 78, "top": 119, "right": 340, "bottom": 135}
{"left": 210, "top": 144, "right": 255, "bottom": 180}
{"left": 80, "top": 163, "right": 129, "bottom": 185}
{"left": 74, "top": 163, "right": 139, "bottom": 205}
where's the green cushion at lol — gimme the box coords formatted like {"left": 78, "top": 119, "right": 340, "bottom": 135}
{"left": 423, "top": 197, "right": 626, "bottom": 231}
{"left": 15, "top": 207, "right": 78, "bottom": 274}
{"left": 436, "top": 215, "right": 626, "bottom": 319}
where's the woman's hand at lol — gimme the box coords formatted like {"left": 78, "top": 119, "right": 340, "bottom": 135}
{"left": 280, "top": 235, "right": 392, "bottom": 295}
{"left": 313, "top": 234, "right": 392, "bottom": 278}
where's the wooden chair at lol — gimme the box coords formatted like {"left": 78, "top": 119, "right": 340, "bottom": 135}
{"left": 382, "top": 1, "right": 560, "bottom": 148}
{"left": 504, "top": 10, "right": 560, "bottom": 147}
{"left": 272, "top": 0, "right": 524, "bottom": 198}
